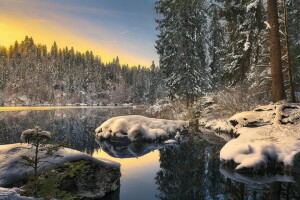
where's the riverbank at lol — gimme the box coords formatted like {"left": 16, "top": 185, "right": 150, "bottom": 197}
{"left": 198, "top": 99, "right": 300, "bottom": 172}
{"left": 0, "top": 105, "right": 135, "bottom": 112}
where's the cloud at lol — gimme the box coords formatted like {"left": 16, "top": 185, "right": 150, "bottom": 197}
{"left": 0, "top": 0, "right": 158, "bottom": 66}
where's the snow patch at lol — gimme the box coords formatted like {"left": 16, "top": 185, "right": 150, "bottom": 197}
{"left": 264, "top": 21, "right": 271, "bottom": 29}
{"left": 246, "top": 0, "right": 259, "bottom": 12}
{"left": 243, "top": 41, "right": 250, "bottom": 51}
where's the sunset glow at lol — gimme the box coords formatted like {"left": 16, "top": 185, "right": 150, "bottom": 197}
{"left": 0, "top": 0, "right": 158, "bottom": 66}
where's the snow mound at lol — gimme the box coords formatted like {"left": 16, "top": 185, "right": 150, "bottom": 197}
{"left": 20, "top": 128, "right": 51, "bottom": 143}
{"left": 95, "top": 115, "right": 188, "bottom": 143}
{"left": 0, "top": 143, "right": 120, "bottom": 187}
{"left": 220, "top": 103, "right": 300, "bottom": 170}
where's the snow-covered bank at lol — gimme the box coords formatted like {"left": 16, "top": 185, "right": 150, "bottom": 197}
{"left": 95, "top": 115, "right": 189, "bottom": 143}
{"left": 198, "top": 98, "right": 300, "bottom": 171}
{"left": 217, "top": 103, "right": 300, "bottom": 171}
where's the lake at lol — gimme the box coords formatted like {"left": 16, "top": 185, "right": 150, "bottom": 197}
{"left": 1, "top": 107, "right": 300, "bottom": 200}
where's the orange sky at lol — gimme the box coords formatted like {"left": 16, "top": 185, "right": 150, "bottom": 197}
{"left": 0, "top": 0, "right": 158, "bottom": 67}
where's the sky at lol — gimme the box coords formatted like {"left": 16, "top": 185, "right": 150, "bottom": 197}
{"left": 0, "top": 0, "right": 159, "bottom": 66}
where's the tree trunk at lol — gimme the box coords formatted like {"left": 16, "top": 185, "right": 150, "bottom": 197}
{"left": 283, "top": 0, "right": 296, "bottom": 103}
{"left": 268, "top": 182, "right": 281, "bottom": 200}
{"left": 268, "top": 0, "right": 286, "bottom": 102}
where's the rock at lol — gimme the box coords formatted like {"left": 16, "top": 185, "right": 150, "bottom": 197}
{"left": 59, "top": 160, "right": 120, "bottom": 199}
{"left": 0, "top": 143, "right": 121, "bottom": 199}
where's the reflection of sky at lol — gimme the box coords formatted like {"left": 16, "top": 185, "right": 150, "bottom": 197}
{"left": 94, "top": 149, "right": 160, "bottom": 200}
{"left": 0, "top": 0, "right": 158, "bottom": 66}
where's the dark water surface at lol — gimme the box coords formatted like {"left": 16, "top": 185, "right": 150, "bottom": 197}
{"left": 1, "top": 107, "right": 300, "bottom": 200}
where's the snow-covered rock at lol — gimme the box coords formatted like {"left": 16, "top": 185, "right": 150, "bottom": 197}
{"left": 95, "top": 115, "right": 188, "bottom": 143}
{"left": 0, "top": 187, "right": 34, "bottom": 200}
{"left": 0, "top": 143, "right": 120, "bottom": 198}
{"left": 220, "top": 103, "right": 300, "bottom": 171}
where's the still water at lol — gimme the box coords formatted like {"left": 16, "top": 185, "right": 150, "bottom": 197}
{"left": 1, "top": 107, "right": 300, "bottom": 200}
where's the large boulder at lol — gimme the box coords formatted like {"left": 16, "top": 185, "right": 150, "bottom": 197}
{"left": 0, "top": 143, "right": 121, "bottom": 199}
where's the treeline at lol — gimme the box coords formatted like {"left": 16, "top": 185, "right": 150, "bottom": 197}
{"left": 155, "top": 0, "right": 300, "bottom": 105}
{"left": 0, "top": 36, "right": 163, "bottom": 105}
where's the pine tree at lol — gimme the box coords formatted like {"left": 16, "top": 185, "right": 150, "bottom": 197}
{"left": 156, "top": 0, "right": 211, "bottom": 107}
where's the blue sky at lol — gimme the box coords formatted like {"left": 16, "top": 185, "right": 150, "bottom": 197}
{"left": 0, "top": 0, "right": 159, "bottom": 66}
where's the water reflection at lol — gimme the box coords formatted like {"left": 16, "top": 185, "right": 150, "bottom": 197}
{"left": 155, "top": 134, "right": 224, "bottom": 200}
{"left": 220, "top": 167, "right": 295, "bottom": 185}
{"left": 99, "top": 141, "right": 167, "bottom": 158}
{"left": 155, "top": 134, "right": 300, "bottom": 200}
{"left": 0, "top": 107, "right": 136, "bottom": 154}
{"left": 2, "top": 108, "right": 300, "bottom": 199}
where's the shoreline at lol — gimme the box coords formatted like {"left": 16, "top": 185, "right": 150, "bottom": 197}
{"left": 0, "top": 105, "right": 134, "bottom": 112}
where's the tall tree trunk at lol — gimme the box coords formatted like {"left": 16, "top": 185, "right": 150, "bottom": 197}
{"left": 268, "top": 0, "right": 286, "bottom": 102}
{"left": 283, "top": 0, "right": 296, "bottom": 103}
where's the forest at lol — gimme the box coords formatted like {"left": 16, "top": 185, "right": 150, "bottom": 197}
{"left": 155, "top": 0, "right": 300, "bottom": 107}
{"left": 0, "top": 0, "right": 299, "bottom": 109}
{"left": 0, "top": 37, "right": 163, "bottom": 106}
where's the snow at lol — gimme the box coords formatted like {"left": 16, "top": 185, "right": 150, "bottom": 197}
{"left": 20, "top": 128, "right": 51, "bottom": 143}
{"left": 0, "top": 143, "right": 120, "bottom": 187}
{"left": 95, "top": 115, "right": 188, "bottom": 142}
{"left": 0, "top": 187, "right": 34, "bottom": 200}
{"left": 163, "top": 139, "right": 178, "bottom": 144}
{"left": 243, "top": 41, "right": 250, "bottom": 51}
{"left": 146, "top": 99, "right": 172, "bottom": 115}
{"left": 264, "top": 21, "right": 271, "bottom": 29}
{"left": 246, "top": 0, "right": 259, "bottom": 12}
{"left": 220, "top": 103, "right": 300, "bottom": 170}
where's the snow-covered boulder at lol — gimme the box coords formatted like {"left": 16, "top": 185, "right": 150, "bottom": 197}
{"left": 95, "top": 115, "right": 189, "bottom": 143}
{"left": 220, "top": 103, "right": 300, "bottom": 171}
{"left": 0, "top": 143, "right": 120, "bottom": 199}
{"left": 0, "top": 187, "right": 34, "bottom": 200}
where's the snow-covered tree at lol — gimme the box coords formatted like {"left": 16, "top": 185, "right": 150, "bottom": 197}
{"left": 155, "top": 0, "right": 212, "bottom": 107}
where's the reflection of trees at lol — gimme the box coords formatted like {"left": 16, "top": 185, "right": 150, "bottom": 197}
{"left": 155, "top": 135, "right": 224, "bottom": 200}
{"left": 220, "top": 167, "right": 300, "bottom": 199}
{"left": 156, "top": 134, "right": 300, "bottom": 200}
{"left": 0, "top": 107, "right": 134, "bottom": 155}
{"left": 223, "top": 179, "right": 300, "bottom": 200}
